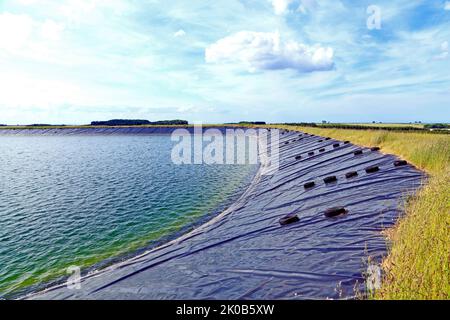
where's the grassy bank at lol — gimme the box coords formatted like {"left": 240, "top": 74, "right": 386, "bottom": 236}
{"left": 0, "top": 124, "right": 244, "bottom": 130}
{"left": 269, "top": 125, "right": 450, "bottom": 300}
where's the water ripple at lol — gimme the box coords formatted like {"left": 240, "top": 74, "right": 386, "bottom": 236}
{"left": 0, "top": 135, "right": 256, "bottom": 297}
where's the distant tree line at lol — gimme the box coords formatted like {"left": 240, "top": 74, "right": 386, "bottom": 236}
{"left": 239, "top": 121, "right": 266, "bottom": 125}
{"left": 91, "top": 119, "right": 188, "bottom": 126}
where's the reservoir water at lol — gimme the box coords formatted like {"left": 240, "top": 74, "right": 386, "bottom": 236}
{"left": 0, "top": 135, "right": 257, "bottom": 298}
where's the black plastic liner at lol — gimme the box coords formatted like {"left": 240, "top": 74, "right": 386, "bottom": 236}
{"left": 9, "top": 128, "right": 424, "bottom": 300}
{"left": 0, "top": 127, "right": 236, "bottom": 136}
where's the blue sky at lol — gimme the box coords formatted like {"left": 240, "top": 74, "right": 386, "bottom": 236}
{"left": 0, "top": 0, "right": 449, "bottom": 124}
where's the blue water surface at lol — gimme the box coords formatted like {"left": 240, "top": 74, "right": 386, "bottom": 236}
{"left": 0, "top": 135, "right": 257, "bottom": 297}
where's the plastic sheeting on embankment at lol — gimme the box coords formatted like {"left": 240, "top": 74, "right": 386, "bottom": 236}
{"left": 0, "top": 126, "right": 236, "bottom": 136}
{"left": 16, "top": 128, "right": 425, "bottom": 300}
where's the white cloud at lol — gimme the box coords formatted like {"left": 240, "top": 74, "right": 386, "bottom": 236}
{"left": 435, "top": 51, "right": 449, "bottom": 60}
{"left": 15, "top": 0, "right": 39, "bottom": 4}
{"left": 271, "top": 0, "right": 316, "bottom": 15}
{"left": 445, "top": 1, "right": 450, "bottom": 10}
{"left": 132, "top": 56, "right": 154, "bottom": 68}
{"left": 430, "top": 40, "right": 449, "bottom": 60}
{"left": 205, "top": 31, "right": 334, "bottom": 73}
{"left": 174, "top": 29, "right": 186, "bottom": 38}
{"left": 59, "top": 0, "right": 134, "bottom": 25}
{"left": 434, "top": 41, "right": 449, "bottom": 60}
{"left": 297, "top": 0, "right": 317, "bottom": 14}
{"left": 0, "top": 13, "right": 64, "bottom": 51}
{"left": 0, "top": 13, "right": 33, "bottom": 51}
{"left": 40, "top": 19, "right": 65, "bottom": 41}
{"left": 271, "top": 0, "right": 293, "bottom": 15}
{"left": 0, "top": 71, "right": 84, "bottom": 109}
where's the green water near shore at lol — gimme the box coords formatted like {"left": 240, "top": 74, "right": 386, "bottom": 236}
{"left": 0, "top": 135, "right": 257, "bottom": 297}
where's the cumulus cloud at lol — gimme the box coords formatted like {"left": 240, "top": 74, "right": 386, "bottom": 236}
{"left": 271, "top": 0, "right": 294, "bottom": 15}
{"left": 271, "top": 0, "right": 316, "bottom": 15}
{"left": 434, "top": 41, "right": 449, "bottom": 60}
{"left": 0, "top": 13, "right": 33, "bottom": 51}
{"left": 0, "top": 13, "right": 65, "bottom": 52}
{"left": 174, "top": 29, "right": 186, "bottom": 38}
{"left": 59, "top": 0, "right": 134, "bottom": 25}
{"left": 40, "top": 19, "right": 65, "bottom": 41}
{"left": 205, "top": 31, "right": 334, "bottom": 73}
